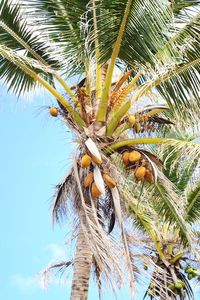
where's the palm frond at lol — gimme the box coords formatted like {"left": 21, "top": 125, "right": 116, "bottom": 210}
{"left": 158, "top": 134, "right": 200, "bottom": 191}
{"left": 21, "top": 0, "right": 89, "bottom": 76}
{"left": 154, "top": 11, "right": 200, "bottom": 122}
{"left": 152, "top": 177, "right": 192, "bottom": 246}
{"left": 171, "top": 0, "right": 200, "bottom": 15}
{"left": 0, "top": 0, "right": 59, "bottom": 95}
{"left": 52, "top": 169, "right": 74, "bottom": 223}
{"left": 185, "top": 181, "right": 200, "bottom": 223}
{"left": 89, "top": 0, "right": 172, "bottom": 68}
{"left": 159, "top": 138, "right": 200, "bottom": 178}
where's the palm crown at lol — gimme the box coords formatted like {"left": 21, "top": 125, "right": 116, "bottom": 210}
{"left": 0, "top": 0, "right": 200, "bottom": 299}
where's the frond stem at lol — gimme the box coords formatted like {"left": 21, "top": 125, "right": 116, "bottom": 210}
{"left": 96, "top": 0, "right": 133, "bottom": 122}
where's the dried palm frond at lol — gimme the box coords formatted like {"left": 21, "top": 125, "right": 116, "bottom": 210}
{"left": 52, "top": 169, "right": 74, "bottom": 224}
{"left": 40, "top": 260, "right": 73, "bottom": 289}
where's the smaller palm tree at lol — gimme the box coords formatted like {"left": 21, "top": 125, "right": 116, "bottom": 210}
{"left": 139, "top": 149, "right": 200, "bottom": 300}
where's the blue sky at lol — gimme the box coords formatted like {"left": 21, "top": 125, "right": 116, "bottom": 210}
{"left": 0, "top": 85, "right": 145, "bottom": 300}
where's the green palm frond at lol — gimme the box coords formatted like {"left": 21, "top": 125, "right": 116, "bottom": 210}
{"left": 155, "top": 11, "right": 200, "bottom": 64}
{"left": 185, "top": 181, "right": 200, "bottom": 223}
{"left": 154, "top": 12, "right": 200, "bottom": 120}
{"left": 152, "top": 181, "right": 191, "bottom": 245}
{"left": 159, "top": 138, "right": 200, "bottom": 177}
{"left": 163, "top": 150, "right": 198, "bottom": 192}
{"left": 158, "top": 134, "right": 200, "bottom": 191}
{"left": 171, "top": 0, "right": 200, "bottom": 15}
{"left": 0, "top": 0, "right": 59, "bottom": 95}
{"left": 21, "top": 0, "right": 89, "bottom": 76}
{"left": 89, "top": 0, "right": 172, "bottom": 68}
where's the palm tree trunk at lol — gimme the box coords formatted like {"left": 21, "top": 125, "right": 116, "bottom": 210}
{"left": 70, "top": 220, "right": 93, "bottom": 300}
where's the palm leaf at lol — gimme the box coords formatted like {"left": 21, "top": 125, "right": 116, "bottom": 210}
{"left": 185, "top": 181, "right": 200, "bottom": 223}
{"left": 91, "top": 0, "right": 172, "bottom": 67}
{"left": 152, "top": 179, "right": 191, "bottom": 246}
{"left": 0, "top": 0, "right": 59, "bottom": 96}
{"left": 21, "top": 0, "right": 89, "bottom": 76}
{"left": 171, "top": 0, "right": 200, "bottom": 15}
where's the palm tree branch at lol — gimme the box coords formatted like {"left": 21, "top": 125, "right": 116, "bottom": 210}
{"left": 155, "top": 10, "right": 200, "bottom": 62}
{"left": 134, "top": 58, "right": 200, "bottom": 102}
{"left": 0, "top": 19, "right": 79, "bottom": 105}
{"left": 0, "top": 46, "right": 85, "bottom": 127}
{"left": 96, "top": 0, "right": 133, "bottom": 122}
{"left": 185, "top": 181, "right": 200, "bottom": 222}
{"left": 92, "top": 0, "right": 102, "bottom": 102}
{"left": 106, "top": 100, "right": 131, "bottom": 136}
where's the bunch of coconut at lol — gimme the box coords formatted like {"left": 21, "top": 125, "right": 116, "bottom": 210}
{"left": 121, "top": 149, "right": 154, "bottom": 183}
{"left": 126, "top": 114, "right": 142, "bottom": 133}
{"left": 80, "top": 139, "right": 117, "bottom": 200}
{"left": 168, "top": 280, "right": 186, "bottom": 294}
{"left": 185, "top": 266, "right": 199, "bottom": 280}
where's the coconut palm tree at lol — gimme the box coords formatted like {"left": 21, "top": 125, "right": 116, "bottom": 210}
{"left": 0, "top": 0, "right": 200, "bottom": 299}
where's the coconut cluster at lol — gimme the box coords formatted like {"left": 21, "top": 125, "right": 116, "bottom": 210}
{"left": 127, "top": 114, "right": 142, "bottom": 133}
{"left": 185, "top": 266, "right": 199, "bottom": 280}
{"left": 121, "top": 150, "right": 154, "bottom": 183}
{"left": 167, "top": 280, "right": 186, "bottom": 295}
{"left": 81, "top": 154, "right": 116, "bottom": 199}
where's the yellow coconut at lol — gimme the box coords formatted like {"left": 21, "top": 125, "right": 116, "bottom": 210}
{"left": 91, "top": 154, "right": 102, "bottom": 165}
{"left": 122, "top": 151, "right": 130, "bottom": 165}
{"left": 91, "top": 182, "right": 101, "bottom": 198}
{"left": 128, "top": 115, "right": 136, "bottom": 125}
{"left": 129, "top": 151, "right": 141, "bottom": 163}
{"left": 135, "top": 122, "right": 141, "bottom": 133}
{"left": 145, "top": 169, "right": 154, "bottom": 183}
{"left": 135, "top": 166, "right": 146, "bottom": 181}
{"left": 103, "top": 174, "right": 116, "bottom": 189}
{"left": 81, "top": 154, "right": 92, "bottom": 168}
{"left": 49, "top": 107, "right": 58, "bottom": 117}
{"left": 84, "top": 172, "right": 93, "bottom": 188}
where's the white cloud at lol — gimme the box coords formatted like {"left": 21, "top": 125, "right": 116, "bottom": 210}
{"left": 45, "top": 243, "right": 67, "bottom": 261}
{"left": 10, "top": 272, "right": 70, "bottom": 294}
{"left": 10, "top": 274, "right": 40, "bottom": 294}
{"left": 10, "top": 244, "right": 69, "bottom": 294}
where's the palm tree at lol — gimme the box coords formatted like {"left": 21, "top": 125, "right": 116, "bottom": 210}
{"left": 0, "top": 0, "right": 200, "bottom": 299}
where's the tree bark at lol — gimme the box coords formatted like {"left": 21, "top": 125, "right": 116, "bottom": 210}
{"left": 70, "top": 221, "right": 93, "bottom": 300}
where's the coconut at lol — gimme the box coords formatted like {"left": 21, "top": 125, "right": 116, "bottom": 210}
{"left": 191, "top": 269, "right": 198, "bottom": 277}
{"left": 91, "top": 182, "right": 101, "bottom": 198}
{"left": 188, "top": 273, "right": 194, "bottom": 280}
{"left": 150, "top": 283, "right": 154, "bottom": 289}
{"left": 168, "top": 283, "right": 175, "bottom": 291}
{"left": 103, "top": 173, "right": 116, "bottom": 189}
{"left": 135, "top": 122, "right": 141, "bottom": 133}
{"left": 81, "top": 154, "right": 92, "bottom": 168}
{"left": 128, "top": 115, "right": 136, "bottom": 125}
{"left": 135, "top": 166, "right": 146, "bottom": 181}
{"left": 122, "top": 151, "right": 130, "bottom": 165}
{"left": 129, "top": 150, "right": 141, "bottom": 163}
{"left": 84, "top": 172, "right": 93, "bottom": 188}
{"left": 49, "top": 107, "right": 58, "bottom": 117}
{"left": 91, "top": 154, "right": 102, "bottom": 165}
{"left": 145, "top": 169, "right": 154, "bottom": 183}
{"left": 175, "top": 281, "right": 185, "bottom": 289}
{"left": 186, "top": 267, "right": 193, "bottom": 274}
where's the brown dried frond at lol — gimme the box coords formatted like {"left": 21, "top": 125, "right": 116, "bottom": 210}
{"left": 52, "top": 169, "right": 74, "bottom": 224}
